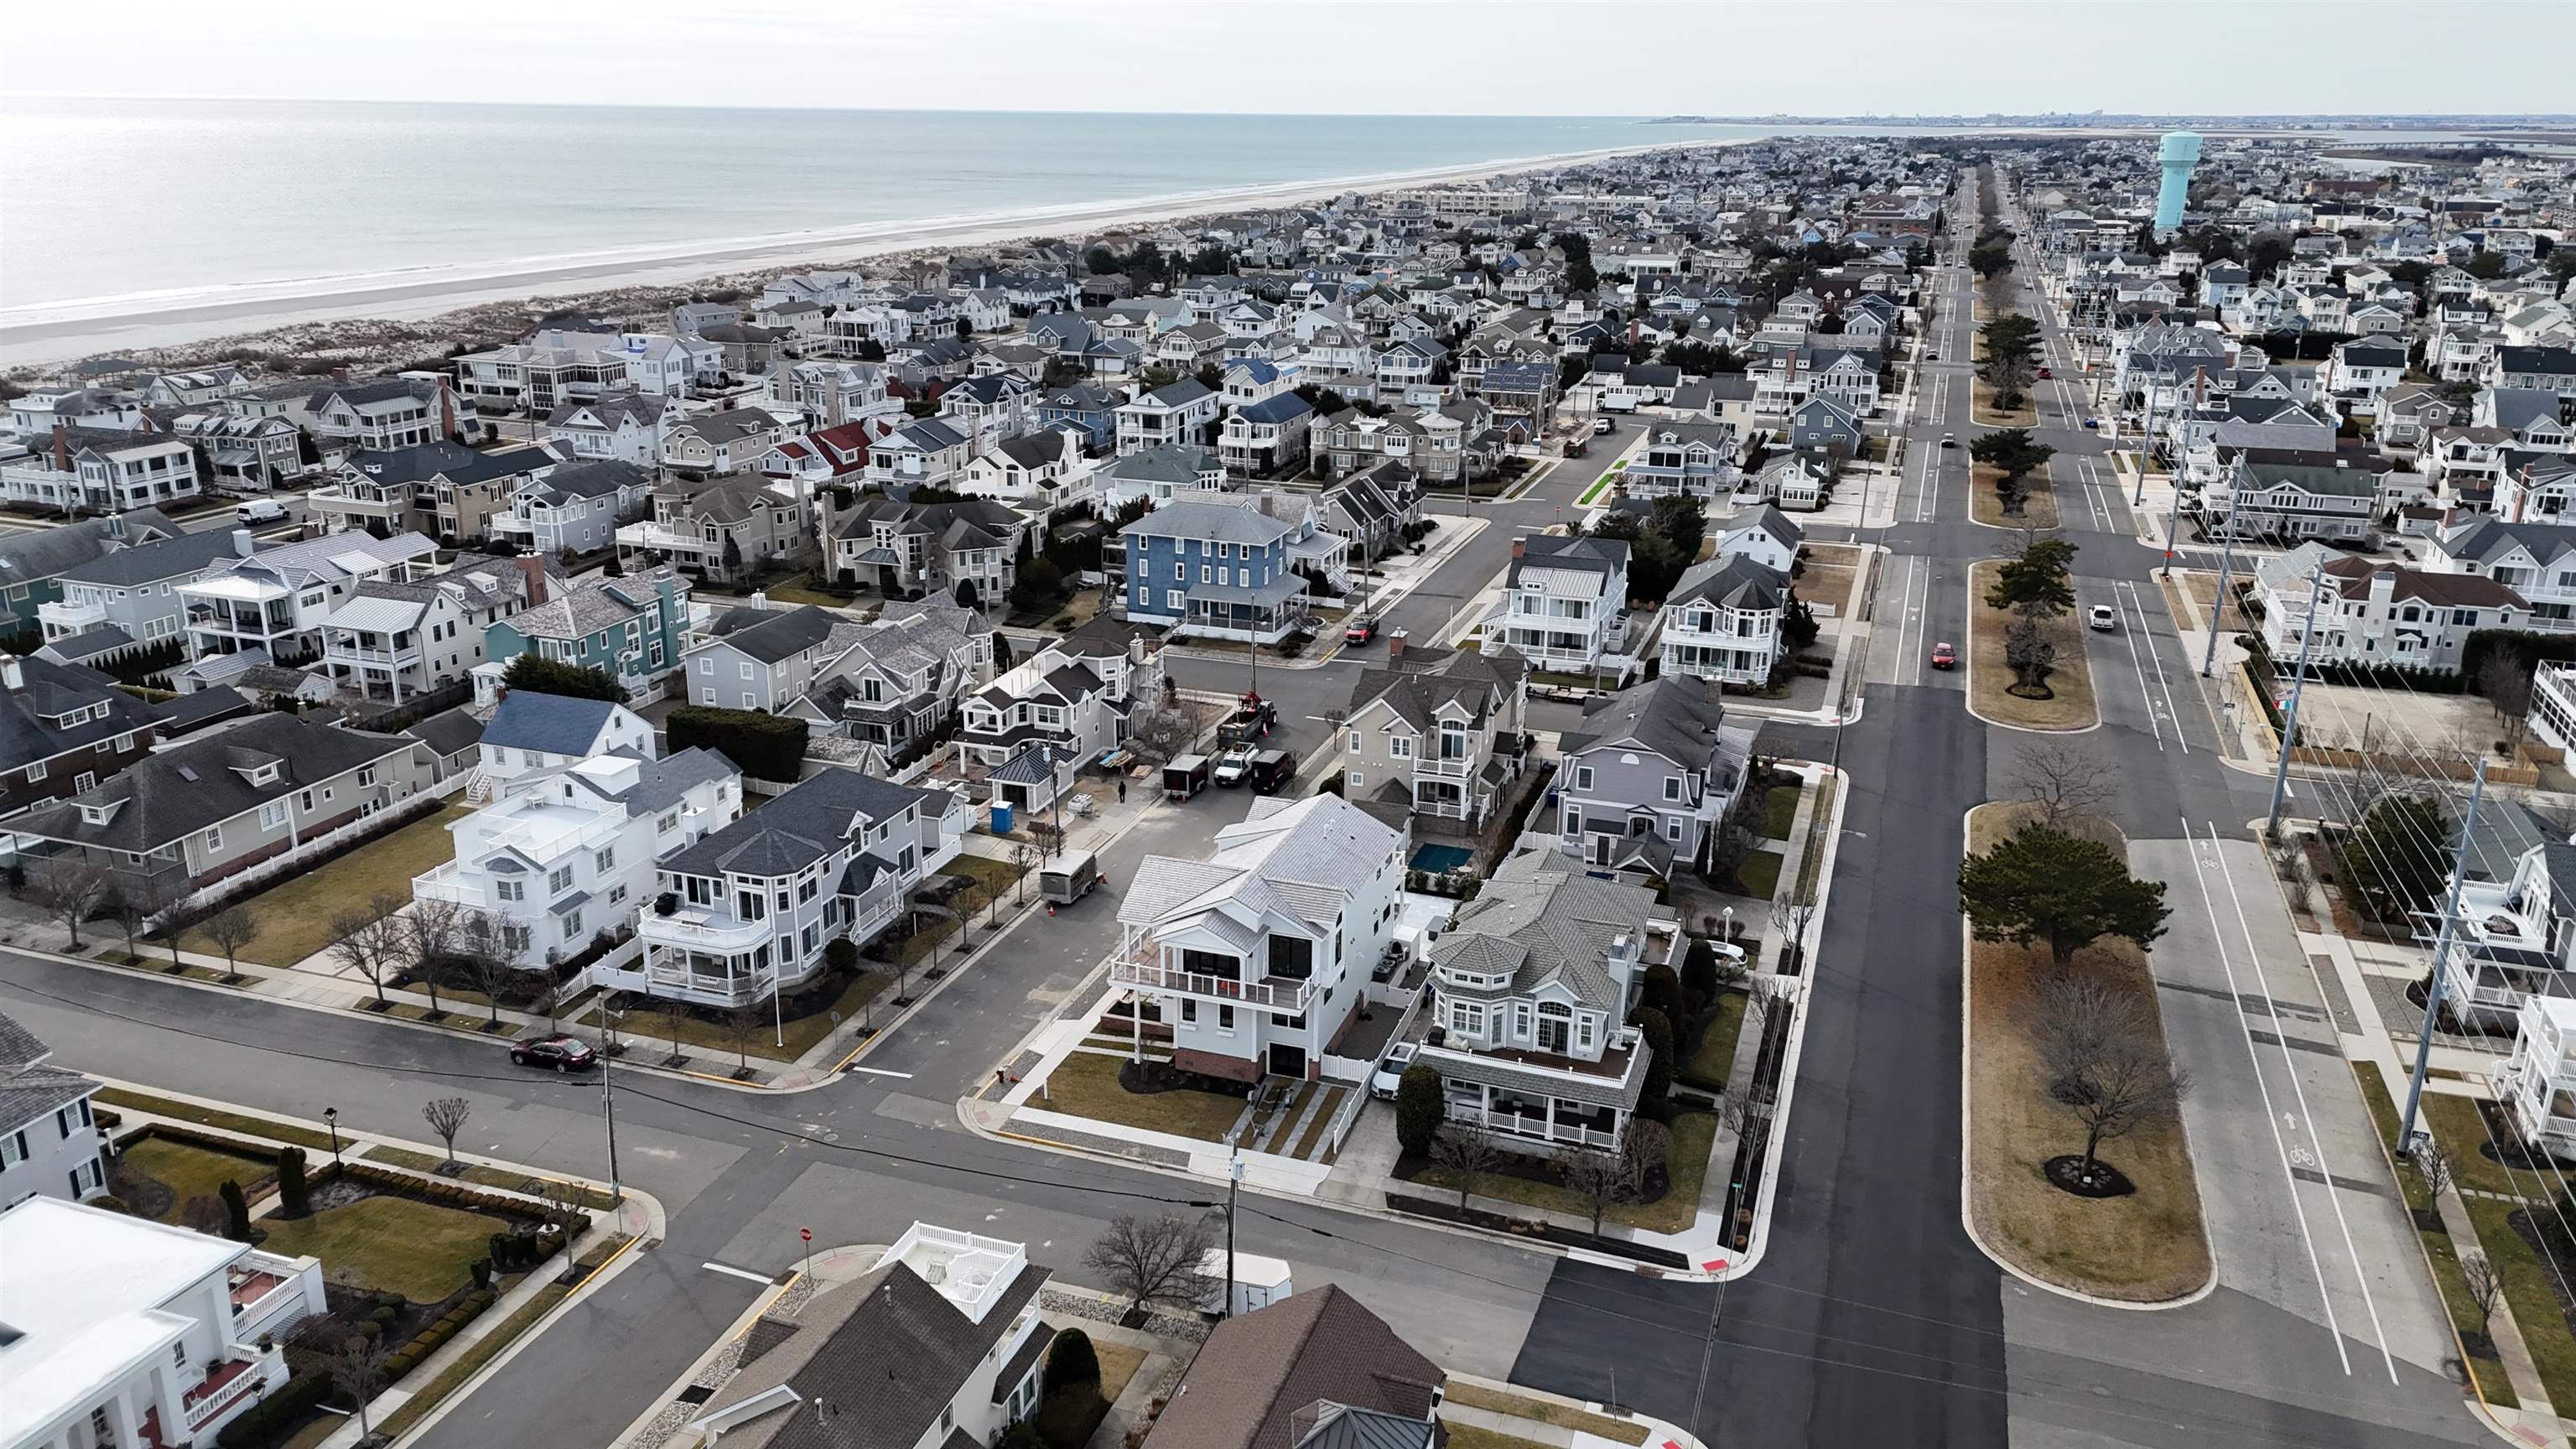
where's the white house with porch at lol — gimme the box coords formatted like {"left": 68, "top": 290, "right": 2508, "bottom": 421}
{"left": 1109, "top": 795, "right": 1405, "bottom": 1084}
{"left": 2428, "top": 834, "right": 2576, "bottom": 1031}
{"left": 2493, "top": 994, "right": 2576, "bottom": 1161}
{"left": 1412, "top": 851, "right": 1673, "bottom": 1154}
{"left": 0, "top": 1197, "right": 327, "bottom": 1449}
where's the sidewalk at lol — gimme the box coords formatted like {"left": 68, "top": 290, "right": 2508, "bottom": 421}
{"left": 0, "top": 788, "right": 1179, "bottom": 1095}
{"left": 1442, "top": 1373, "right": 1706, "bottom": 1449}
{"left": 96, "top": 1087, "right": 662, "bottom": 1449}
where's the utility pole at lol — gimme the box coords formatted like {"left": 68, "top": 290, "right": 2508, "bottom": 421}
{"left": 1222, "top": 1147, "right": 1243, "bottom": 1320}
{"left": 2265, "top": 559, "right": 2328, "bottom": 838}
{"left": 600, "top": 1010, "right": 626, "bottom": 1207}
{"left": 2401, "top": 759, "right": 2489, "bottom": 1156}
{"left": 2199, "top": 464, "right": 2242, "bottom": 677}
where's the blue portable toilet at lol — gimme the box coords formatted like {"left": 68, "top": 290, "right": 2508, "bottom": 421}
{"left": 991, "top": 801, "right": 1015, "bottom": 834}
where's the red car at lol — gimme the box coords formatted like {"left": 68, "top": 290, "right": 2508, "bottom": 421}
{"left": 511, "top": 1033, "right": 598, "bottom": 1071}
{"left": 1930, "top": 641, "right": 1957, "bottom": 670}
{"left": 2036, "top": 366, "right": 2054, "bottom": 380}
{"left": 1343, "top": 615, "right": 1377, "bottom": 644}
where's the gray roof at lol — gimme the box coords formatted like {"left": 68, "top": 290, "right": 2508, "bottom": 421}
{"left": 1348, "top": 646, "right": 1525, "bottom": 733}
{"left": 1124, "top": 498, "right": 1300, "bottom": 548}
{"left": 9, "top": 714, "right": 414, "bottom": 852}
{"left": 1669, "top": 555, "right": 1786, "bottom": 612}
{"left": 49, "top": 526, "right": 249, "bottom": 589}
{"left": 693, "top": 1255, "right": 1050, "bottom": 1449}
{"left": 404, "top": 704, "right": 488, "bottom": 760}
{"left": 1561, "top": 675, "right": 1728, "bottom": 766}
{"left": 483, "top": 692, "right": 625, "bottom": 757}
{"left": 662, "top": 767, "right": 941, "bottom": 880}
{"left": 1291, "top": 1405, "right": 1438, "bottom": 1449}
{"left": 0, "top": 509, "right": 185, "bottom": 590}
{"left": 1509, "top": 533, "right": 1628, "bottom": 589}
{"left": 0, "top": 655, "right": 160, "bottom": 774}
{"left": 709, "top": 605, "right": 843, "bottom": 665}
{"left": 1431, "top": 850, "right": 1656, "bottom": 1012}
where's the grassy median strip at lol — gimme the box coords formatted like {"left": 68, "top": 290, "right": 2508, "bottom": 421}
{"left": 95, "top": 1087, "right": 339, "bottom": 1152}
{"left": 1966, "top": 558, "right": 2097, "bottom": 732}
{"left": 1969, "top": 462, "right": 2059, "bottom": 530}
{"left": 1964, "top": 804, "right": 2211, "bottom": 1303}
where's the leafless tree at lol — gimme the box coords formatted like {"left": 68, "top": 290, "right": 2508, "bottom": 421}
{"left": 101, "top": 886, "right": 148, "bottom": 962}
{"left": 1082, "top": 1213, "right": 1218, "bottom": 1317}
{"left": 330, "top": 894, "right": 408, "bottom": 1008}
{"left": 28, "top": 858, "right": 112, "bottom": 950}
{"left": 200, "top": 905, "right": 259, "bottom": 972}
{"left": 724, "top": 997, "right": 771, "bottom": 1072}
{"left": 1126, "top": 707, "right": 1199, "bottom": 766}
{"left": 1011, "top": 842, "right": 1038, "bottom": 906}
{"left": 2024, "top": 975, "right": 2190, "bottom": 1183}
{"left": 2462, "top": 1249, "right": 2504, "bottom": 1341}
{"left": 2008, "top": 740, "right": 2118, "bottom": 828}
{"left": 1556, "top": 1147, "right": 1626, "bottom": 1234}
{"left": 454, "top": 909, "right": 517, "bottom": 1026}
{"left": 421, "top": 1095, "right": 472, "bottom": 1166}
{"left": 1768, "top": 891, "right": 1818, "bottom": 973}
{"left": 2412, "top": 1137, "right": 2459, "bottom": 1206}
{"left": 1619, "top": 1117, "right": 1674, "bottom": 1197}
{"left": 324, "top": 1332, "right": 391, "bottom": 1437}
{"left": 2478, "top": 656, "right": 2535, "bottom": 748}
{"left": 1431, "top": 1127, "right": 1504, "bottom": 1210}
{"left": 660, "top": 994, "right": 694, "bottom": 1065}
{"left": 538, "top": 948, "right": 566, "bottom": 1028}
{"left": 402, "top": 896, "right": 464, "bottom": 1015}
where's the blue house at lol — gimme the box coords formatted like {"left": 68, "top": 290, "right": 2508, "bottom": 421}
{"left": 1035, "top": 384, "right": 1120, "bottom": 453}
{"left": 483, "top": 568, "right": 693, "bottom": 693}
{"left": 1119, "top": 499, "right": 1317, "bottom": 643}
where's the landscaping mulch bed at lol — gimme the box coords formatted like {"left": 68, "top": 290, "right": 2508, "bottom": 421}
{"left": 1382, "top": 1191, "right": 1690, "bottom": 1270}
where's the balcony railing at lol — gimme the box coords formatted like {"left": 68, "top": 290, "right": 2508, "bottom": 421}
{"left": 38, "top": 598, "right": 106, "bottom": 633}
{"left": 1109, "top": 953, "right": 1311, "bottom": 1013}
{"left": 1415, "top": 753, "right": 1477, "bottom": 778}
{"left": 1443, "top": 1102, "right": 1617, "bottom": 1150}
{"left": 184, "top": 1353, "right": 273, "bottom": 1429}
{"left": 641, "top": 906, "right": 770, "bottom": 951}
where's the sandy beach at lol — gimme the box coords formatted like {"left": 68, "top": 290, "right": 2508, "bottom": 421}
{"left": 0, "top": 136, "right": 1754, "bottom": 369}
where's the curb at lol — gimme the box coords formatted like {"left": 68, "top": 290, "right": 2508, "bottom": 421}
{"left": 1958, "top": 558, "right": 2105, "bottom": 736}
{"left": 1951, "top": 807, "right": 2218, "bottom": 1312}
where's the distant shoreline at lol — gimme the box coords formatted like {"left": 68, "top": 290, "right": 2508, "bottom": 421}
{"left": 0, "top": 135, "right": 1750, "bottom": 368}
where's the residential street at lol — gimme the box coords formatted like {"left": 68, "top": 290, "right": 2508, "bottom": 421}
{"left": 0, "top": 185, "right": 2501, "bottom": 1449}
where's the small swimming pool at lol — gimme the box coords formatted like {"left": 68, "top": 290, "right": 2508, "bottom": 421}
{"left": 1410, "top": 844, "right": 1474, "bottom": 875}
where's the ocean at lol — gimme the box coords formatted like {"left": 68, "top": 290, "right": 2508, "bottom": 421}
{"left": 0, "top": 98, "right": 1785, "bottom": 322}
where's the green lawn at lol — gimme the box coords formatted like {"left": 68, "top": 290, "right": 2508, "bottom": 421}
{"left": 256, "top": 1193, "right": 512, "bottom": 1302}
{"left": 2419, "top": 1093, "right": 2521, "bottom": 1197}
{"left": 1441, "top": 1426, "right": 1556, "bottom": 1449}
{"left": 891, "top": 856, "right": 1029, "bottom": 968}
{"left": 1033, "top": 1051, "right": 1250, "bottom": 1143}
{"left": 1413, "top": 1113, "right": 1717, "bottom": 1234}
{"left": 1730, "top": 849, "right": 1784, "bottom": 903}
{"left": 1680, "top": 991, "right": 1749, "bottom": 1092}
{"left": 1762, "top": 785, "right": 1800, "bottom": 840}
{"left": 2467, "top": 1197, "right": 2576, "bottom": 1410}
{"left": 95, "top": 1088, "right": 339, "bottom": 1152}
{"left": 117, "top": 1137, "right": 277, "bottom": 1223}
{"left": 186, "top": 805, "right": 475, "bottom": 966}
{"left": 2350, "top": 1065, "right": 2516, "bottom": 1405}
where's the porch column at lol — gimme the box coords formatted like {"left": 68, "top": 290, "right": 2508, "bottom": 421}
{"left": 1545, "top": 1095, "right": 1559, "bottom": 1143}
{"left": 99, "top": 1386, "right": 140, "bottom": 1449}
{"left": 150, "top": 1362, "right": 187, "bottom": 1448}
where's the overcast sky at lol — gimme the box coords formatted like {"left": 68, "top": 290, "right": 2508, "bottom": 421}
{"left": 10, "top": 1, "right": 2572, "bottom": 117}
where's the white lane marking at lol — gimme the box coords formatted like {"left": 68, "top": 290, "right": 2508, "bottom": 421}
{"left": 2116, "top": 579, "right": 2190, "bottom": 756}
{"left": 1907, "top": 556, "right": 1933, "bottom": 688}
{"left": 847, "top": 1065, "right": 914, "bottom": 1078}
{"left": 2179, "top": 820, "right": 2351, "bottom": 1376}
{"left": 2205, "top": 820, "right": 2399, "bottom": 1385}
{"left": 2102, "top": 579, "right": 2160, "bottom": 749}
{"left": 702, "top": 1261, "right": 774, "bottom": 1285}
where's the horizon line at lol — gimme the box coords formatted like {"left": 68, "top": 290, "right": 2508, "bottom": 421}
{"left": 7, "top": 93, "right": 2573, "bottom": 123}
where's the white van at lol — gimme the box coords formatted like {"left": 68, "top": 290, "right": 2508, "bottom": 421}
{"left": 236, "top": 498, "right": 288, "bottom": 525}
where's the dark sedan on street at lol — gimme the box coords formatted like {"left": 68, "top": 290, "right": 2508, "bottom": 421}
{"left": 510, "top": 1032, "right": 599, "bottom": 1071}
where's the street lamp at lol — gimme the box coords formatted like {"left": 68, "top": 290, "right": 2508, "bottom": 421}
{"left": 323, "top": 1107, "right": 342, "bottom": 1168}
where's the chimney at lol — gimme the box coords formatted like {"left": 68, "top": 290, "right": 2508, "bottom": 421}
{"left": 51, "top": 419, "right": 70, "bottom": 473}
{"left": 514, "top": 553, "right": 549, "bottom": 606}
{"left": 1511, "top": 538, "right": 1525, "bottom": 559}
{"left": 439, "top": 377, "right": 457, "bottom": 439}
{"left": 1388, "top": 628, "right": 1407, "bottom": 662}
{"left": 750, "top": 589, "right": 770, "bottom": 611}
{"left": 0, "top": 657, "right": 22, "bottom": 693}
{"left": 331, "top": 366, "right": 351, "bottom": 383}
{"left": 231, "top": 527, "right": 255, "bottom": 558}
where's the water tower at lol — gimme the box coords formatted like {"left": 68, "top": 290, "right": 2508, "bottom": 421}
{"left": 2154, "top": 131, "right": 2201, "bottom": 235}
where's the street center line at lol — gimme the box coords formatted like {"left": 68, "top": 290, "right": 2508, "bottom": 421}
{"left": 2205, "top": 821, "right": 2400, "bottom": 1385}
{"left": 2120, "top": 580, "right": 2192, "bottom": 757}
{"left": 2179, "top": 818, "right": 2352, "bottom": 1375}
{"left": 2106, "top": 582, "right": 2160, "bottom": 749}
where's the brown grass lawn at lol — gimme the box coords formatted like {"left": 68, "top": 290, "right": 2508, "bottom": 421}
{"left": 2158, "top": 569, "right": 2250, "bottom": 637}
{"left": 1093, "top": 1340, "right": 1149, "bottom": 1404}
{"left": 1797, "top": 542, "right": 1865, "bottom": 614}
{"left": 1969, "top": 464, "right": 2059, "bottom": 530}
{"left": 1965, "top": 560, "right": 2097, "bottom": 732}
{"left": 256, "top": 1193, "right": 509, "bottom": 1302}
{"left": 1972, "top": 377, "right": 2039, "bottom": 428}
{"left": 1033, "top": 1050, "right": 1249, "bottom": 1142}
{"left": 187, "top": 804, "right": 475, "bottom": 967}
{"left": 117, "top": 1137, "right": 277, "bottom": 1223}
{"left": 1412, "top": 1114, "right": 1717, "bottom": 1235}
{"left": 1441, "top": 1385, "right": 1647, "bottom": 1446}
{"left": 1965, "top": 803, "right": 2212, "bottom": 1302}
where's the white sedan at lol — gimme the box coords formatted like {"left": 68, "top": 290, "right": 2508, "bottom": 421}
{"left": 1369, "top": 1042, "right": 1420, "bottom": 1100}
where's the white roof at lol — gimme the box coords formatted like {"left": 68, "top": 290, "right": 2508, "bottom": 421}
{"left": 0, "top": 1198, "right": 242, "bottom": 1444}
{"left": 324, "top": 594, "right": 428, "bottom": 633}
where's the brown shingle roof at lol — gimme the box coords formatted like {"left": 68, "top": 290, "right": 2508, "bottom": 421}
{"left": 1140, "top": 1286, "right": 1442, "bottom": 1449}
